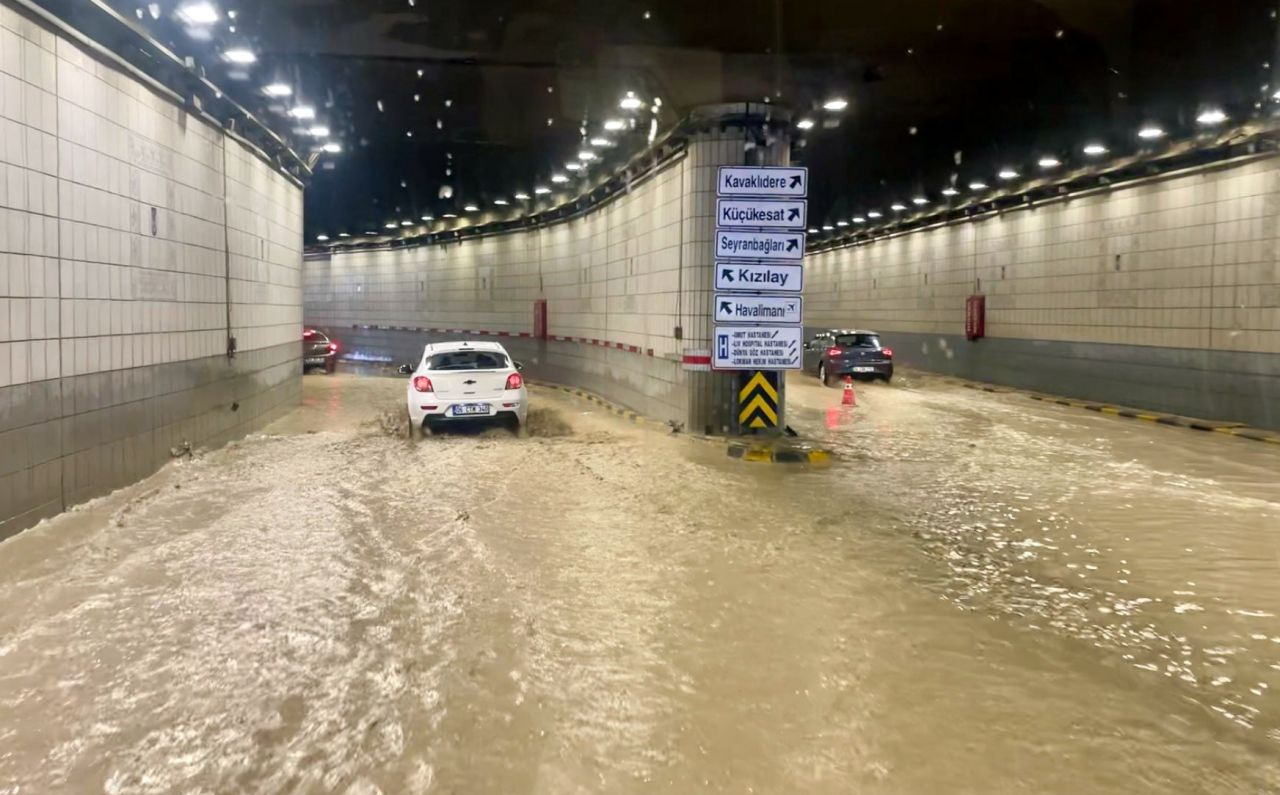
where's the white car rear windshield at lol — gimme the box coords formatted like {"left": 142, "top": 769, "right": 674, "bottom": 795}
{"left": 427, "top": 351, "right": 509, "bottom": 371}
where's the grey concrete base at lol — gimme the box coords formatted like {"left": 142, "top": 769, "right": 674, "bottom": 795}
{"left": 330, "top": 326, "right": 692, "bottom": 430}
{"left": 0, "top": 343, "right": 301, "bottom": 541}
{"left": 867, "top": 330, "right": 1280, "bottom": 430}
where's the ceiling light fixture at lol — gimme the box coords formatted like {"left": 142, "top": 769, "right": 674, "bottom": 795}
{"left": 796, "top": 118, "right": 815, "bottom": 130}
{"left": 867, "top": 210, "right": 883, "bottom": 219}
{"left": 912, "top": 196, "right": 929, "bottom": 205}
{"left": 222, "top": 48, "right": 256, "bottom": 65}
{"left": 514, "top": 192, "right": 530, "bottom": 200}
{"left": 262, "top": 83, "right": 292, "bottom": 98}
{"left": 338, "top": 232, "right": 350, "bottom": 238}
{"left": 421, "top": 215, "right": 434, "bottom": 221}
{"left": 619, "top": 92, "right": 643, "bottom": 110}
{"left": 321, "top": 142, "right": 341, "bottom": 153}
{"left": 1137, "top": 125, "right": 1165, "bottom": 140}
{"left": 442, "top": 213, "right": 457, "bottom": 219}
{"left": 823, "top": 98, "right": 848, "bottom": 111}
{"left": 288, "top": 105, "right": 316, "bottom": 120}
{"left": 998, "top": 168, "right": 1019, "bottom": 180}
{"left": 1083, "top": 142, "right": 1108, "bottom": 156}
{"left": 551, "top": 174, "right": 569, "bottom": 183}
{"left": 493, "top": 199, "right": 509, "bottom": 206}
{"left": 1196, "top": 108, "right": 1227, "bottom": 125}
{"left": 565, "top": 162, "right": 583, "bottom": 171}
{"left": 969, "top": 180, "right": 988, "bottom": 190}
{"left": 836, "top": 220, "right": 849, "bottom": 227}
{"left": 822, "top": 224, "right": 834, "bottom": 231}
{"left": 306, "top": 125, "right": 329, "bottom": 137}
{"left": 589, "top": 137, "right": 612, "bottom": 147}
{"left": 890, "top": 202, "right": 907, "bottom": 211}
{"left": 176, "top": 2, "right": 218, "bottom": 25}
{"left": 534, "top": 186, "right": 551, "bottom": 195}
{"left": 464, "top": 204, "right": 479, "bottom": 212}
{"left": 1038, "top": 156, "right": 1062, "bottom": 168}
{"left": 384, "top": 222, "right": 398, "bottom": 229}
{"left": 807, "top": 228, "right": 819, "bottom": 234}
{"left": 853, "top": 216, "right": 866, "bottom": 223}
{"left": 603, "top": 119, "right": 625, "bottom": 131}
{"left": 316, "top": 234, "right": 329, "bottom": 242}
{"left": 400, "top": 220, "right": 413, "bottom": 226}
{"left": 578, "top": 150, "right": 597, "bottom": 161}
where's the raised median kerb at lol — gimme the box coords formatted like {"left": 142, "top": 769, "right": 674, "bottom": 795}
{"left": 933, "top": 375, "right": 1280, "bottom": 445}
{"left": 530, "top": 380, "right": 835, "bottom": 464}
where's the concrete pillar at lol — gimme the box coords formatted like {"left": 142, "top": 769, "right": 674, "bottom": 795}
{"left": 679, "top": 103, "right": 793, "bottom": 435}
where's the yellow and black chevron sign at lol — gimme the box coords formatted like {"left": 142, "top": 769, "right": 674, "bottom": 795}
{"left": 738, "top": 371, "right": 779, "bottom": 430}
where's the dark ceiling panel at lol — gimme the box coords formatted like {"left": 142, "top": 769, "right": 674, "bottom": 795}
{"left": 82, "top": 0, "right": 1278, "bottom": 237}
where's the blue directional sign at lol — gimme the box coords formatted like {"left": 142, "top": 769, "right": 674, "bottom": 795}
{"left": 715, "top": 261, "right": 803, "bottom": 293}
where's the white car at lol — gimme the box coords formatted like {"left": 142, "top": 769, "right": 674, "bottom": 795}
{"left": 400, "top": 341, "right": 528, "bottom": 436}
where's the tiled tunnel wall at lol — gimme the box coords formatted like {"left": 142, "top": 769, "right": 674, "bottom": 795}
{"left": 804, "top": 156, "right": 1280, "bottom": 429}
{"left": 0, "top": 4, "right": 303, "bottom": 538}
{"left": 305, "top": 154, "right": 696, "bottom": 425}
{"left": 305, "top": 132, "right": 789, "bottom": 434}
{"left": 306, "top": 152, "right": 699, "bottom": 426}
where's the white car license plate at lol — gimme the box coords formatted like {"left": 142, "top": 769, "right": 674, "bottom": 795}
{"left": 852, "top": 366, "right": 876, "bottom": 373}
{"left": 452, "top": 403, "right": 491, "bottom": 416}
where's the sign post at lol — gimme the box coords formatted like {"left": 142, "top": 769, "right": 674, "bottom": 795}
{"left": 712, "top": 166, "right": 808, "bottom": 435}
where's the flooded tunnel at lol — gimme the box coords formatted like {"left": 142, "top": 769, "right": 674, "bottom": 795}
{"left": 2, "top": 0, "right": 1280, "bottom": 792}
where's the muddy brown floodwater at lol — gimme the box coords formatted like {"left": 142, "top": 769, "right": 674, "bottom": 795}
{"left": 1, "top": 370, "right": 1278, "bottom": 794}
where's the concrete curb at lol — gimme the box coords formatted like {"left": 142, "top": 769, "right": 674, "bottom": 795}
{"left": 533, "top": 382, "right": 656, "bottom": 427}
{"left": 933, "top": 374, "right": 1279, "bottom": 445}
{"left": 957, "top": 378, "right": 1274, "bottom": 440}
{"left": 531, "top": 381, "right": 835, "bottom": 463}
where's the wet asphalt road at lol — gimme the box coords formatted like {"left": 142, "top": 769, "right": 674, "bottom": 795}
{"left": 0, "top": 370, "right": 1277, "bottom": 794}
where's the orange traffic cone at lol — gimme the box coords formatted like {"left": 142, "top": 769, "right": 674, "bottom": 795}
{"left": 842, "top": 376, "right": 857, "bottom": 406}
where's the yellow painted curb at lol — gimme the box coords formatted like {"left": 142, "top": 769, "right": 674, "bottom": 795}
{"left": 1016, "top": 391, "right": 1273, "bottom": 443}
{"left": 726, "top": 442, "right": 834, "bottom": 466}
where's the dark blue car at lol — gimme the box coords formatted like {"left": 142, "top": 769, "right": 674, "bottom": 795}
{"left": 803, "top": 329, "right": 894, "bottom": 384}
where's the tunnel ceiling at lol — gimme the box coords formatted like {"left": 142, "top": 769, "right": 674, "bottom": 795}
{"left": 63, "top": 0, "right": 1280, "bottom": 239}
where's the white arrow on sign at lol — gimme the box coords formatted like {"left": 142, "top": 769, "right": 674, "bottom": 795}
{"left": 715, "top": 230, "right": 805, "bottom": 261}
{"left": 715, "top": 293, "right": 803, "bottom": 325}
{"left": 715, "top": 198, "right": 807, "bottom": 230}
{"left": 715, "top": 261, "right": 804, "bottom": 293}
{"left": 717, "top": 166, "right": 808, "bottom": 198}
{"left": 713, "top": 325, "right": 803, "bottom": 371}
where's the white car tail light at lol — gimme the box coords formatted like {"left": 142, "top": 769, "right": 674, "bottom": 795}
{"left": 412, "top": 375, "right": 434, "bottom": 392}
{"left": 505, "top": 373, "right": 524, "bottom": 390}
